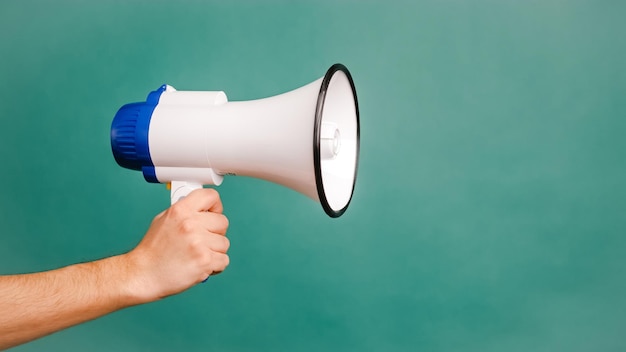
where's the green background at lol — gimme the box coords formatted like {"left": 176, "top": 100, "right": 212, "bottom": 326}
{"left": 1, "top": 1, "right": 625, "bottom": 351}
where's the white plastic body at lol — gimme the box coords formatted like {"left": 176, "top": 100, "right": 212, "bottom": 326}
{"left": 149, "top": 80, "right": 325, "bottom": 201}
{"left": 147, "top": 70, "right": 358, "bottom": 210}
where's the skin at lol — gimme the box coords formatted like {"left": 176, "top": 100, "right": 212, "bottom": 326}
{"left": 0, "top": 188, "right": 230, "bottom": 350}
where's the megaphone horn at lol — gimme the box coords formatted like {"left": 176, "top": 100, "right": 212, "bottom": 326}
{"left": 111, "top": 63, "right": 360, "bottom": 218}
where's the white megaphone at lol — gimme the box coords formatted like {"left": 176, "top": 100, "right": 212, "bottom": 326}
{"left": 111, "top": 64, "right": 360, "bottom": 217}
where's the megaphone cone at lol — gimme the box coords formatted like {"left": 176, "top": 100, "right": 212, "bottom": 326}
{"left": 111, "top": 64, "right": 360, "bottom": 218}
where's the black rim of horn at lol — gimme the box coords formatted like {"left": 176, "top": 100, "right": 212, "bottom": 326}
{"left": 313, "top": 63, "right": 360, "bottom": 218}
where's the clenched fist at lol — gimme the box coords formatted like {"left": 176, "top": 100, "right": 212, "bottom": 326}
{"left": 125, "top": 188, "right": 230, "bottom": 302}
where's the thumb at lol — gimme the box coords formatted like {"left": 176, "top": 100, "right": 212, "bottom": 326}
{"left": 177, "top": 188, "right": 223, "bottom": 213}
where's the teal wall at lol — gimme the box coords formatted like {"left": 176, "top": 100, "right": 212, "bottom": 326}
{"left": 1, "top": 1, "right": 625, "bottom": 351}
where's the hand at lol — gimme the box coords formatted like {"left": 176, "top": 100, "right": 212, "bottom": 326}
{"left": 124, "top": 188, "right": 230, "bottom": 303}
{"left": 0, "top": 188, "right": 230, "bottom": 349}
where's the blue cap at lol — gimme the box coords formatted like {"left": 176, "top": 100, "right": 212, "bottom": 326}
{"left": 111, "top": 85, "right": 166, "bottom": 182}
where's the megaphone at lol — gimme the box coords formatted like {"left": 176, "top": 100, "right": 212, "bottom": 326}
{"left": 111, "top": 63, "right": 359, "bottom": 218}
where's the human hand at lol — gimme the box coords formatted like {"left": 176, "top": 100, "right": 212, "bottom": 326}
{"left": 123, "top": 188, "right": 230, "bottom": 303}
{"left": 0, "top": 188, "right": 229, "bottom": 349}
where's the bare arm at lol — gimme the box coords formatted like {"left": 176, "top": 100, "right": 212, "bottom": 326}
{"left": 0, "top": 188, "right": 230, "bottom": 350}
{"left": 0, "top": 255, "right": 140, "bottom": 349}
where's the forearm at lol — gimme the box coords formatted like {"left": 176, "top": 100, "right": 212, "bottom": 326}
{"left": 0, "top": 189, "right": 230, "bottom": 350}
{"left": 0, "top": 255, "right": 143, "bottom": 350}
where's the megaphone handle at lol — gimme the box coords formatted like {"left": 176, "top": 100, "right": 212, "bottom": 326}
{"left": 169, "top": 181, "right": 211, "bottom": 283}
{"left": 170, "top": 181, "right": 204, "bottom": 204}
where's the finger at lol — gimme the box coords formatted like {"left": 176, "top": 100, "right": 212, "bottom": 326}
{"left": 198, "top": 212, "right": 229, "bottom": 235}
{"left": 205, "top": 233, "right": 230, "bottom": 254}
{"left": 206, "top": 252, "right": 230, "bottom": 274}
{"left": 178, "top": 188, "right": 223, "bottom": 213}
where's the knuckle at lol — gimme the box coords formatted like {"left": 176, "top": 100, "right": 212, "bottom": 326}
{"left": 188, "top": 240, "right": 205, "bottom": 261}
{"left": 200, "top": 250, "right": 213, "bottom": 267}
{"left": 214, "top": 254, "right": 229, "bottom": 272}
{"left": 179, "top": 218, "right": 196, "bottom": 234}
{"left": 168, "top": 202, "right": 186, "bottom": 219}
{"left": 205, "top": 188, "right": 220, "bottom": 201}
{"left": 221, "top": 214, "right": 230, "bottom": 229}
{"left": 222, "top": 236, "right": 231, "bottom": 251}
{"left": 211, "top": 214, "right": 229, "bottom": 235}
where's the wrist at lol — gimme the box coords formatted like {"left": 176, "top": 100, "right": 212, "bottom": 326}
{"left": 91, "top": 253, "right": 155, "bottom": 308}
{"left": 115, "top": 249, "right": 164, "bottom": 305}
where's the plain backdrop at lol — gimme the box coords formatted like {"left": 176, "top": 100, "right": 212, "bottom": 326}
{"left": 1, "top": 1, "right": 625, "bottom": 351}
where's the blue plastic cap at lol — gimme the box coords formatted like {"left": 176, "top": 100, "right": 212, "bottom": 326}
{"left": 111, "top": 85, "right": 166, "bottom": 176}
